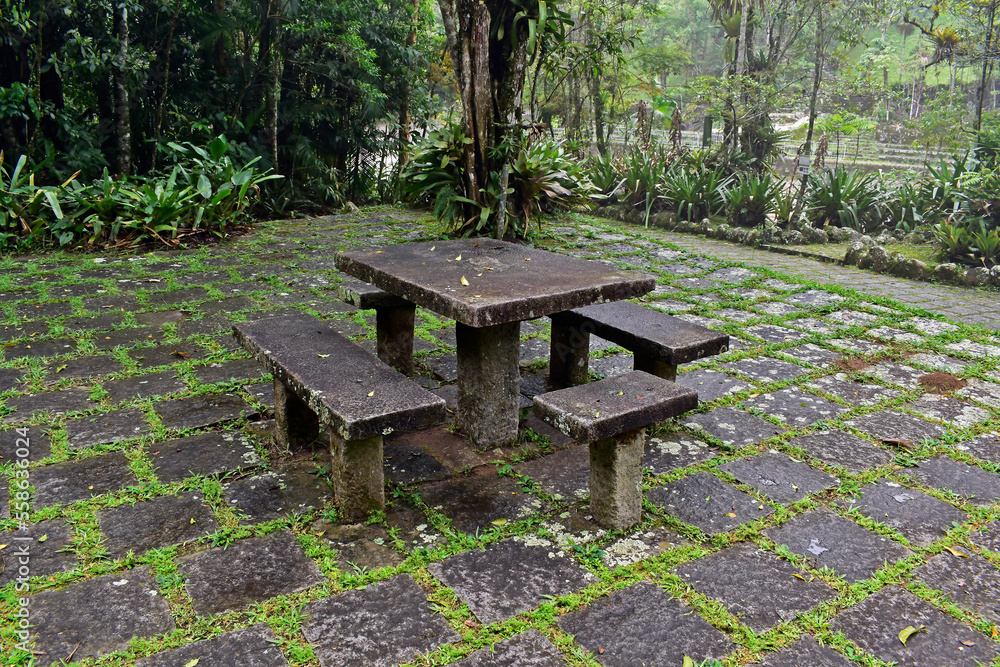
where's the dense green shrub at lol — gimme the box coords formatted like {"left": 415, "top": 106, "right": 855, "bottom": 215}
{"left": 805, "top": 167, "right": 885, "bottom": 232}
{"left": 0, "top": 136, "right": 278, "bottom": 250}
{"left": 660, "top": 164, "right": 731, "bottom": 222}
{"left": 726, "top": 172, "right": 776, "bottom": 227}
{"left": 934, "top": 219, "right": 1000, "bottom": 267}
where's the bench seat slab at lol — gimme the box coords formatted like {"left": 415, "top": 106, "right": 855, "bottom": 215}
{"left": 532, "top": 371, "right": 698, "bottom": 443}
{"left": 233, "top": 315, "right": 445, "bottom": 442}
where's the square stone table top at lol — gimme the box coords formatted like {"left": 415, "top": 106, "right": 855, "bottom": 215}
{"left": 336, "top": 239, "right": 655, "bottom": 328}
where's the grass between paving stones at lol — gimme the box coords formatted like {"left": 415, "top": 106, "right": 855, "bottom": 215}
{"left": 1, "top": 208, "right": 1000, "bottom": 666}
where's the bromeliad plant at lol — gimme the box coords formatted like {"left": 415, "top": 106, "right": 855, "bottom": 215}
{"left": 805, "top": 167, "right": 885, "bottom": 233}
{"left": 659, "top": 163, "right": 731, "bottom": 222}
{"left": 726, "top": 171, "right": 776, "bottom": 227}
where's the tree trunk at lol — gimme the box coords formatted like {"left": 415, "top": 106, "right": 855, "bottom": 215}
{"left": 113, "top": 3, "right": 131, "bottom": 176}
{"left": 591, "top": 71, "right": 606, "bottom": 156}
{"left": 976, "top": 1, "right": 997, "bottom": 136}
{"left": 214, "top": 0, "right": 228, "bottom": 76}
{"left": 152, "top": 0, "right": 183, "bottom": 172}
{"left": 736, "top": 1, "right": 750, "bottom": 76}
{"left": 398, "top": 0, "right": 420, "bottom": 165}
{"left": 792, "top": 5, "right": 824, "bottom": 225}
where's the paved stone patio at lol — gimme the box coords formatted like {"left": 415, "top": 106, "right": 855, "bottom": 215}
{"left": 1, "top": 209, "right": 999, "bottom": 666}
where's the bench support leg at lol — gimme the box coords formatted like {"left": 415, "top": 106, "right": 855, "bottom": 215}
{"left": 589, "top": 428, "right": 644, "bottom": 530}
{"left": 456, "top": 321, "right": 520, "bottom": 449}
{"left": 549, "top": 314, "right": 590, "bottom": 388}
{"left": 633, "top": 356, "right": 677, "bottom": 382}
{"left": 376, "top": 303, "right": 416, "bottom": 374}
{"left": 329, "top": 430, "right": 385, "bottom": 522}
{"left": 273, "top": 378, "right": 319, "bottom": 450}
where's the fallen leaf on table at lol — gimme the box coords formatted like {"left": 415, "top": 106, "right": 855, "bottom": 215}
{"left": 461, "top": 276, "right": 470, "bottom": 286}
{"left": 190, "top": 518, "right": 196, "bottom": 524}
{"left": 367, "top": 391, "right": 375, "bottom": 397}
{"left": 318, "top": 353, "right": 330, "bottom": 358}
{"left": 455, "top": 254, "right": 462, "bottom": 261}
{"left": 0, "top": 544, "right": 7, "bottom": 550}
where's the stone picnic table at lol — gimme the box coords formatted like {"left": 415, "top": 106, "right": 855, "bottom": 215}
{"left": 335, "top": 239, "right": 655, "bottom": 448}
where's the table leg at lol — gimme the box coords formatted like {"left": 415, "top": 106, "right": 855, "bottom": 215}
{"left": 549, "top": 312, "right": 591, "bottom": 387}
{"left": 329, "top": 429, "right": 385, "bottom": 522}
{"left": 376, "top": 303, "right": 416, "bottom": 374}
{"left": 589, "top": 427, "right": 644, "bottom": 530}
{"left": 273, "top": 377, "right": 319, "bottom": 449}
{"left": 456, "top": 321, "right": 520, "bottom": 449}
{"left": 633, "top": 356, "right": 677, "bottom": 381}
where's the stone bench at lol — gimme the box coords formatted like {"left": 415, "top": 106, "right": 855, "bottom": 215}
{"left": 533, "top": 370, "right": 697, "bottom": 529}
{"left": 337, "top": 281, "right": 416, "bottom": 374}
{"left": 233, "top": 314, "right": 445, "bottom": 521}
{"left": 549, "top": 301, "right": 729, "bottom": 387}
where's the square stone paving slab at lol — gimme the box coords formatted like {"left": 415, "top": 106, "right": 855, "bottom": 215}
{"left": 310, "top": 520, "right": 406, "bottom": 571}
{"left": 845, "top": 411, "right": 946, "bottom": 445}
{"left": 150, "top": 430, "right": 260, "bottom": 482}
{"left": 98, "top": 492, "right": 219, "bottom": 558}
{"left": 906, "top": 395, "right": 992, "bottom": 428}
{"left": 902, "top": 456, "right": 1000, "bottom": 505}
{"left": 788, "top": 430, "right": 893, "bottom": 475}
{"left": 178, "top": 530, "right": 325, "bottom": 616}
{"left": 971, "top": 521, "right": 1000, "bottom": 555}
{"left": 42, "top": 354, "right": 125, "bottom": 384}
{"left": 418, "top": 469, "right": 546, "bottom": 534}
{"left": 103, "top": 371, "right": 188, "bottom": 403}
{"left": 224, "top": 463, "right": 329, "bottom": 524}
{"left": 136, "top": 622, "right": 288, "bottom": 667}
{"left": 515, "top": 445, "right": 590, "bottom": 501}
{"left": 0, "top": 424, "right": 52, "bottom": 463}
{"left": 675, "top": 368, "right": 749, "bottom": 403}
{"left": 647, "top": 472, "right": 774, "bottom": 534}
{"left": 868, "top": 362, "right": 926, "bottom": 390}
{"left": 302, "top": 573, "right": 461, "bottom": 667}
{"left": 64, "top": 408, "right": 150, "bottom": 450}
{"left": 194, "top": 358, "right": 268, "bottom": 385}
{"left": 2, "top": 387, "right": 96, "bottom": 424}
{"left": 958, "top": 432, "right": 1000, "bottom": 464}
{"left": 719, "top": 452, "right": 839, "bottom": 504}
{"left": 912, "top": 551, "right": 1000, "bottom": 624}
{"left": 28, "top": 565, "right": 175, "bottom": 667}
{"left": 722, "top": 357, "right": 812, "bottom": 384}
{"left": 779, "top": 343, "right": 843, "bottom": 368}
{"left": 763, "top": 508, "right": 913, "bottom": 582}
{"left": 745, "top": 324, "right": 809, "bottom": 343}
{"left": 751, "top": 636, "right": 855, "bottom": 666}
{"left": 841, "top": 479, "right": 966, "bottom": 547}
{"left": 957, "top": 378, "right": 1000, "bottom": 411}
{"left": 744, "top": 388, "right": 849, "bottom": 427}
{"left": 154, "top": 393, "right": 251, "bottom": 431}
{"left": 32, "top": 450, "right": 138, "bottom": 508}
{"left": 682, "top": 407, "right": 785, "bottom": 449}
{"left": 644, "top": 431, "right": 719, "bottom": 474}
{"left": 0, "top": 519, "right": 77, "bottom": 586}
{"left": 600, "top": 527, "right": 688, "bottom": 569}
{"left": 558, "top": 580, "right": 734, "bottom": 666}
{"left": 829, "top": 586, "right": 999, "bottom": 667}
{"left": 673, "top": 542, "right": 836, "bottom": 633}
{"left": 429, "top": 537, "right": 596, "bottom": 624}
{"left": 453, "top": 629, "right": 567, "bottom": 666}
{"left": 383, "top": 436, "right": 451, "bottom": 485}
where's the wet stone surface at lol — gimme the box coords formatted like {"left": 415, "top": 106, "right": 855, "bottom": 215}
{"left": 841, "top": 479, "right": 966, "bottom": 546}
{"left": 600, "top": 527, "right": 688, "bottom": 569}
{"left": 515, "top": 445, "right": 590, "bottom": 501}
{"left": 907, "top": 395, "right": 991, "bottom": 428}
{"left": 845, "top": 411, "right": 946, "bottom": 444}
{"left": 675, "top": 368, "right": 749, "bottom": 402}
{"left": 807, "top": 374, "right": 900, "bottom": 406}
{"left": 154, "top": 393, "right": 250, "bottom": 430}
{"left": 722, "top": 357, "right": 812, "bottom": 384}
{"left": 788, "top": 430, "right": 893, "bottom": 475}
{"left": 429, "top": 538, "right": 596, "bottom": 624}
{"left": 744, "top": 388, "right": 849, "bottom": 426}
{"left": 454, "top": 629, "right": 567, "bottom": 667}
{"left": 972, "top": 521, "right": 1000, "bottom": 555}
{"left": 912, "top": 552, "right": 1000, "bottom": 624}
{"left": 150, "top": 430, "right": 259, "bottom": 482}
{"left": 673, "top": 542, "right": 836, "bottom": 632}
{"left": 178, "top": 530, "right": 325, "bottom": 615}
{"left": 136, "top": 622, "right": 288, "bottom": 667}
{"left": 682, "top": 407, "right": 786, "bottom": 448}
{"left": 2, "top": 387, "right": 96, "bottom": 423}
{"left": 647, "top": 472, "right": 774, "bottom": 534}
{"left": 958, "top": 432, "right": 1000, "bottom": 464}
{"left": 102, "top": 370, "right": 188, "bottom": 403}
{"left": 383, "top": 437, "right": 450, "bottom": 485}
{"left": 302, "top": 574, "right": 459, "bottom": 667}
{"left": 644, "top": 431, "right": 718, "bottom": 474}
{"left": 719, "top": 452, "right": 839, "bottom": 504}
{"left": 312, "top": 520, "right": 405, "bottom": 571}
{"left": 830, "top": 586, "right": 1000, "bottom": 667}
{"left": 418, "top": 469, "right": 546, "bottom": 534}
{"left": 753, "top": 637, "right": 855, "bottom": 667}
{"left": 0, "top": 519, "right": 77, "bottom": 586}
{"left": 779, "top": 343, "right": 843, "bottom": 368}
{"left": 97, "top": 493, "right": 219, "bottom": 558}
{"left": 902, "top": 456, "right": 1000, "bottom": 505}
{"left": 0, "top": 424, "right": 51, "bottom": 463}
{"left": 28, "top": 566, "right": 175, "bottom": 667}
{"left": 64, "top": 408, "right": 149, "bottom": 450}
{"left": 763, "top": 508, "right": 912, "bottom": 582}
{"left": 558, "top": 581, "right": 734, "bottom": 666}
{"left": 32, "top": 451, "right": 137, "bottom": 508}
{"left": 225, "top": 463, "right": 329, "bottom": 524}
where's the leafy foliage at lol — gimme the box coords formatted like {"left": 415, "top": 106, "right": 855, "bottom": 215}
{"left": 726, "top": 171, "right": 776, "bottom": 227}
{"left": 805, "top": 167, "right": 884, "bottom": 232}
{"left": 659, "top": 163, "right": 731, "bottom": 222}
